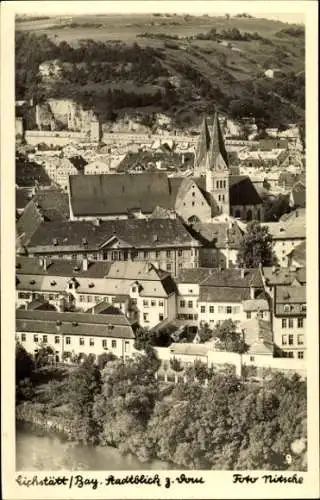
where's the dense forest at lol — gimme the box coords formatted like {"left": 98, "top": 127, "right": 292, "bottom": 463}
{"left": 15, "top": 30, "right": 305, "bottom": 129}
{"left": 16, "top": 344, "right": 307, "bottom": 470}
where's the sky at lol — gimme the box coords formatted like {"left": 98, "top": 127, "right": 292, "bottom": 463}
{"left": 12, "top": 1, "right": 307, "bottom": 25}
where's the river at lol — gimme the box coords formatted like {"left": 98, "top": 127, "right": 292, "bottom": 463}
{"left": 16, "top": 422, "right": 172, "bottom": 471}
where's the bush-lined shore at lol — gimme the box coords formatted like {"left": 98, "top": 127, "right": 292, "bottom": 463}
{"left": 16, "top": 343, "right": 307, "bottom": 470}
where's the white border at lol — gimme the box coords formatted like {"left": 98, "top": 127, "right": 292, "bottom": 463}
{"left": 1, "top": 1, "right": 319, "bottom": 499}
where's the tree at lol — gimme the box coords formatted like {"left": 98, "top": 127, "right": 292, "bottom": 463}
{"left": 134, "top": 327, "right": 152, "bottom": 351}
{"left": 170, "top": 358, "right": 183, "bottom": 372}
{"left": 212, "top": 319, "right": 247, "bottom": 353}
{"left": 93, "top": 351, "right": 159, "bottom": 454}
{"left": 237, "top": 221, "right": 277, "bottom": 268}
{"left": 198, "top": 323, "right": 214, "bottom": 343}
{"left": 16, "top": 342, "right": 34, "bottom": 383}
{"left": 97, "top": 352, "right": 116, "bottom": 370}
{"left": 34, "top": 345, "right": 55, "bottom": 369}
{"left": 66, "top": 355, "right": 102, "bottom": 443}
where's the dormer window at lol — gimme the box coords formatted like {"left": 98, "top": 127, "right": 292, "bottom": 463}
{"left": 50, "top": 280, "right": 57, "bottom": 286}
{"left": 56, "top": 320, "right": 62, "bottom": 326}
{"left": 73, "top": 266, "right": 80, "bottom": 272}
{"left": 132, "top": 286, "right": 136, "bottom": 293}
{"left": 301, "top": 304, "right": 306, "bottom": 312}
{"left": 52, "top": 238, "right": 58, "bottom": 245}
{"left": 283, "top": 304, "right": 291, "bottom": 312}
{"left": 29, "top": 280, "right": 36, "bottom": 285}
{"left": 72, "top": 321, "right": 78, "bottom": 327}
{"left": 88, "top": 282, "right": 94, "bottom": 288}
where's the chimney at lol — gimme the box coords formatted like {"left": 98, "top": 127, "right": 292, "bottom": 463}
{"left": 43, "top": 257, "right": 47, "bottom": 271}
{"left": 241, "top": 268, "right": 245, "bottom": 279}
{"left": 93, "top": 218, "right": 101, "bottom": 227}
{"left": 250, "top": 285, "right": 255, "bottom": 300}
{"left": 272, "top": 265, "right": 276, "bottom": 274}
{"left": 82, "top": 257, "right": 88, "bottom": 272}
{"left": 181, "top": 154, "right": 185, "bottom": 164}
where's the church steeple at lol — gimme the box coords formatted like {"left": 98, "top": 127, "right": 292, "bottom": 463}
{"left": 207, "top": 112, "right": 229, "bottom": 171}
{"left": 194, "top": 116, "right": 211, "bottom": 176}
{"left": 205, "top": 112, "right": 230, "bottom": 217}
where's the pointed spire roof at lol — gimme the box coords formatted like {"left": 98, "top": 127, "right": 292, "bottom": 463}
{"left": 194, "top": 117, "right": 211, "bottom": 168}
{"left": 208, "top": 113, "right": 229, "bottom": 170}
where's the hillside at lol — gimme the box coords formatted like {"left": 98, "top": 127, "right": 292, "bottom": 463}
{"left": 16, "top": 14, "right": 305, "bottom": 130}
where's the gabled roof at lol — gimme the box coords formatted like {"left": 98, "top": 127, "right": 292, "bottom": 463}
{"left": 262, "top": 266, "right": 306, "bottom": 286}
{"left": 275, "top": 285, "right": 306, "bottom": 304}
{"left": 287, "top": 240, "right": 306, "bottom": 266}
{"left": 69, "top": 172, "right": 178, "bottom": 216}
{"left": 16, "top": 200, "right": 44, "bottom": 247}
{"left": 33, "top": 189, "right": 70, "bottom": 220}
{"left": 261, "top": 220, "right": 305, "bottom": 240}
{"left": 177, "top": 267, "right": 213, "bottom": 284}
{"left": 16, "top": 309, "right": 134, "bottom": 339}
{"left": 229, "top": 176, "right": 262, "bottom": 206}
{"left": 192, "top": 221, "right": 243, "bottom": 249}
{"left": 201, "top": 268, "right": 263, "bottom": 288}
{"left": 16, "top": 189, "right": 70, "bottom": 246}
{"left": 27, "top": 218, "right": 199, "bottom": 251}
{"left": 199, "top": 286, "right": 250, "bottom": 303}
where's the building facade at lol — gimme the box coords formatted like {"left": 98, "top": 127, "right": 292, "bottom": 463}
{"left": 23, "top": 219, "right": 201, "bottom": 276}
{"left": 16, "top": 257, "right": 177, "bottom": 330}
{"left": 16, "top": 309, "right": 135, "bottom": 363}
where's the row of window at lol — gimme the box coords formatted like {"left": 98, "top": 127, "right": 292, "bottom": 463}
{"left": 200, "top": 305, "right": 241, "bottom": 315}
{"left": 282, "top": 304, "right": 306, "bottom": 313}
{"left": 283, "top": 351, "right": 305, "bottom": 359}
{"left": 143, "top": 299, "right": 164, "bottom": 307}
{"left": 216, "top": 180, "right": 227, "bottom": 189}
{"left": 19, "top": 333, "right": 120, "bottom": 349}
{"left": 282, "top": 333, "right": 304, "bottom": 346}
{"left": 177, "top": 313, "right": 198, "bottom": 321}
{"left": 38, "top": 249, "right": 198, "bottom": 261}
{"left": 281, "top": 318, "right": 304, "bottom": 329}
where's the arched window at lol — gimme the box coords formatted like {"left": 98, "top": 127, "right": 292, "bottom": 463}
{"left": 246, "top": 209, "right": 253, "bottom": 221}
{"left": 256, "top": 209, "right": 261, "bottom": 221}
{"left": 235, "top": 209, "right": 241, "bottom": 219}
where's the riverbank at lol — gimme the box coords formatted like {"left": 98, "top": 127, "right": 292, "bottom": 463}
{"left": 16, "top": 421, "right": 171, "bottom": 471}
{"left": 16, "top": 402, "right": 174, "bottom": 470}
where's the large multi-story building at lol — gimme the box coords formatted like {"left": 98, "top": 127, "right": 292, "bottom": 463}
{"left": 16, "top": 257, "right": 177, "bottom": 330}
{"left": 20, "top": 218, "right": 201, "bottom": 276}
{"left": 261, "top": 266, "right": 306, "bottom": 359}
{"left": 176, "top": 267, "right": 269, "bottom": 330}
{"left": 16, "top": 308, "right": 136, "bottom": 363}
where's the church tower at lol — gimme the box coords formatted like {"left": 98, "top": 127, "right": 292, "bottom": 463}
{"left": 205, "top": 113, "right": 230, "bottom": 216}
{"left": 194, "top": 117, "right": 211, "bottom": 177}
